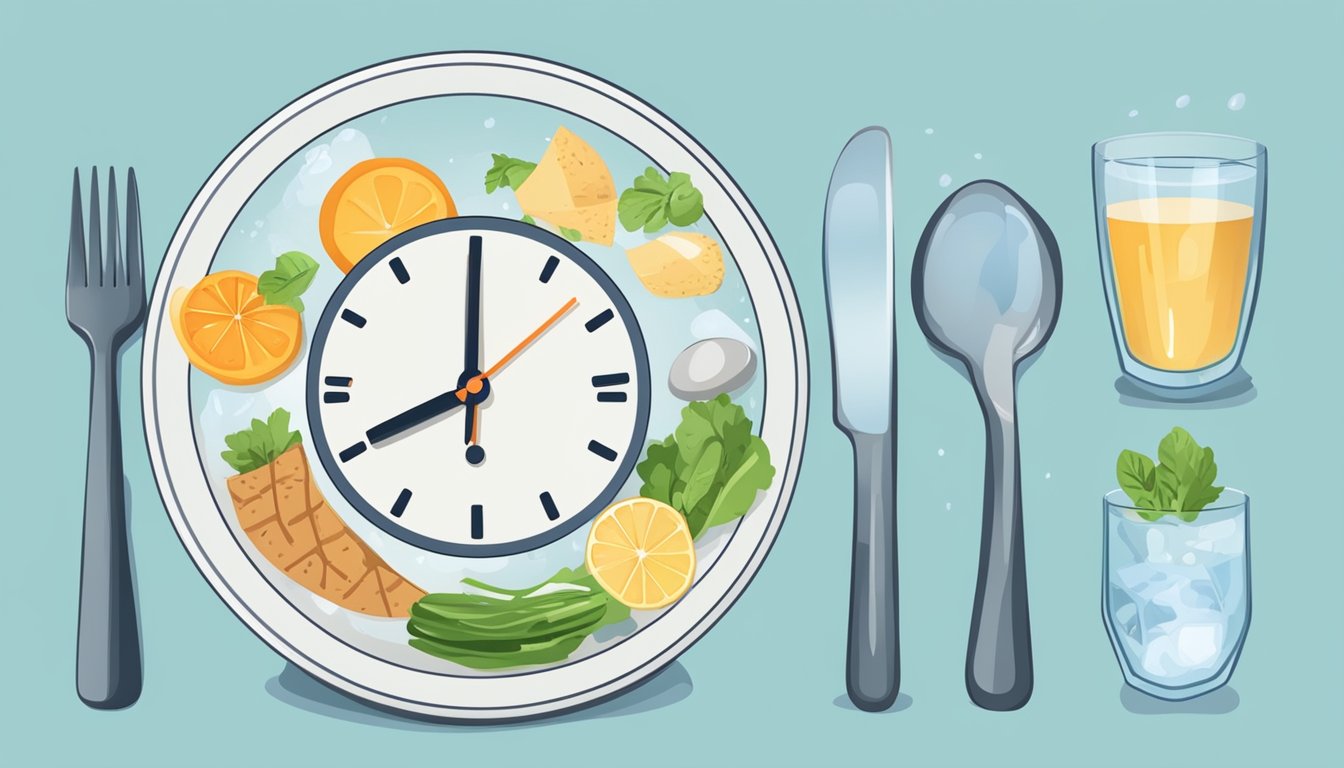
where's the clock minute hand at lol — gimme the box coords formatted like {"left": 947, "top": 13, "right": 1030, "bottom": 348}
{"left": 366, "top": 390, "right": 464, "bottom": 445}
{"left": 463, "top": 236, "right": 483, "bottom": 447}
{"left": 464, "top": 235, "right": 483, "bottom": 375}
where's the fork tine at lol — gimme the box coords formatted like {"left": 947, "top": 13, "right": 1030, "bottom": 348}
{"left": 89, "top": 167, "right": 103, "bottom": 286}
{"left": 126, "top": 167, "right": 144, "bottom": 298}
{"left": 68, "top": 169, "right": 87, "bottom": 288}
{"left": 107, "top": 167, "right": 121, "bottom": 287}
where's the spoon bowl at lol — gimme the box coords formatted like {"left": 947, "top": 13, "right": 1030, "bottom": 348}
{"left": 911, "top": 179, "right": 1062, "bottom": 711}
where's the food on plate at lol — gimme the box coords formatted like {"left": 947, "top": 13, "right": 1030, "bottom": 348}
{"left": 586, "top": 497, "right": 696, "bottom": 610}
{"left": 256, "top": 250, "right": 320, "bottom": 312}
{"left": 319, "top": 157, "right": 457, "bottom": 272}
{"left": 223, "top": 409, "right": 426, "bottom": 617}
{"left": 637, "top": 394, "right": 774, "bottom": 539}
{"left": 668, "top": 337, "right": 757, "bottom": 401}
{"left": 171, "top": 264, "right": 310, "bottom": 385}
{"left": 484, "top": 153, "right": 536, "bottom": 193}
{"left": 485, "top": 126, "right": 618, "bottom": 245}
{"left": 625, "top": 232, "right": 724, "bottom": 298}
{"left": 1116, "top": 427, "right": 1225, "bottom": 522}
{"left": 406, "top": 568, "right": 629, "bottom": 670}
{"left": 405, "top": 394, "right": 773, "bottom": 668}
{"left": 617, "top": 167, "right": 705, "bottom": 233}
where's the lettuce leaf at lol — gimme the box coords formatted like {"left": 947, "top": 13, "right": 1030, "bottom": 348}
{"left": 637, "top": 394, "right": 774, "bottom": 538}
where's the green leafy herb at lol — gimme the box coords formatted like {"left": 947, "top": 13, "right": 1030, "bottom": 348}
{"left": 1116, "top": 427, "right": 1225, "bottom": 522}
{"left": 221, "top": 408, "right": 303, "bottom": 474}
{"left": 637, "top": 394, "right": 775, "bottom": 538}
{"left": 558, "top": 226, "right": 583, "bottom": 241}
{"left": 485, "top": 154, "right": 537, "bottom": 193}
{"left": 617, "top": 167, "right": 705, "bottom": 233}
{"left": 407, "top": 567, "right": 630, "bottom": 670}
{"left": 520, "top": 214, "right": 537, "bottom": 226}
{"left": 257, "top": 251, "right": 319, "bottom": 312}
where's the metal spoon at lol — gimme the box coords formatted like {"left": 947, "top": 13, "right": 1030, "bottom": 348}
{"left": 911, "top": 180, "right": 1062, "bottom": 711}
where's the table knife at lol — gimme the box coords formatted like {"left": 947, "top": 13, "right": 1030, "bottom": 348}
{"left": 823, "top": 126, "right": 899, "bottom": 711}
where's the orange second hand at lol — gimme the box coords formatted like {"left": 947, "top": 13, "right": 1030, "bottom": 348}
{"left": 480, "top": 296, "right": 578, "bottom": 380}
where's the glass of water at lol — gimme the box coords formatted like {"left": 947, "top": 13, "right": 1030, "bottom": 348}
{"left": 1102, "top": 489, "right": 1251, "bottom": 700}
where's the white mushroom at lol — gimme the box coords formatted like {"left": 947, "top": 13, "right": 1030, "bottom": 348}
{"left": 668, "top": 338, "right": 757, "bottom": 401}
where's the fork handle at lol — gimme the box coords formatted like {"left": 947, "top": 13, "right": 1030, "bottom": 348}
{"left": 77, "top": 346, "right": 141, "bottom": 709}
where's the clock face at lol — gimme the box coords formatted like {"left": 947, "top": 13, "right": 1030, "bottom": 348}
{"left": 306, "top": 217, "right": 650, "bottom": 557}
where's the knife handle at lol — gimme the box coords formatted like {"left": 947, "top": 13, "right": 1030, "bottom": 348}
{"left": 846, "top": 430, "right": 899, "bottom": 711}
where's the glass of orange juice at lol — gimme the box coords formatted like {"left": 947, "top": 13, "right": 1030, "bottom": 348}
{"left": 1093, "top": 133, "right": 1266, "bottom": 391}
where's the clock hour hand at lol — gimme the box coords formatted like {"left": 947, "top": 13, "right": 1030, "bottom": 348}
{"left": 366, "top": 391, "right": 464, "bottom": 445}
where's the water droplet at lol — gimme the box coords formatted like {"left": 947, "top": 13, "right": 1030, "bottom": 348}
{"left": 1045, "top": 472, "right": 1052, "bottom": 479}
{"left": 448, "top": 158, "right": 454, "bottom": 164}
{"left": 1128, "top": 109, "right": 1139, "bottom": 118}
{"left": 502, "top": 202, "right": 510, "bottom": 211}
{"left": 380, "top": 115, "right": 388, "bottom": 124}
{"left": 937, "top": 448, "right": 945, "bottom": 457}
{"left": 1175, "top": 94, "right": 1190, "bottom": 109}
{"left": 973, "top": 153, "right": 983, "bottom": 160}
{"left": 254, "top": 220, "right": 264, "bottom": 228}
{"left": 249, "top": 231, "right": 257, "bottom": 239}
{"left": 1227, "top": 92, "right": 1246, "bottom": 111}
{"left": 924, "top": 127, "right": 934, "bottom": 135}
{"left": 938, "top": 173, "right": 952, "bottom": 188}
{"left": 945, "top": 502, "right": 952, "bottom": 511}
{"left": 484, "top": 117, "right": 496, "bottom": 128}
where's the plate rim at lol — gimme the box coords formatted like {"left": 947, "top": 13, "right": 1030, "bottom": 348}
{"left": 141, "top": 50, "right": 809, "bottom": 721}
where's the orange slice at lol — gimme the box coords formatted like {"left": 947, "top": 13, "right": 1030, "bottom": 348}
{"left": 585, "top": 497, "right": 696, "bottom": 610}
{"left": 319, "top": 158, "right": 456, "bottom": 272}
{"left": 170, "top": 270, "right": 303, "bottom": 385}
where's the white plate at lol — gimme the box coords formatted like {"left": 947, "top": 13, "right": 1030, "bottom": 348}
{"left": 142, "top": 52, "right": 807, "bottom": 721}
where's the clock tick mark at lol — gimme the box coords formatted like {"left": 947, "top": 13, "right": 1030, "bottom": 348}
{"left": 340, "top": 309, "right": 367, "bottom": 328}
{"left": 324, "top": 376, "right": 353, "bottom": 387}
{"left": 587, "top": 440, "right": 617, "bottom": 461}
{"left": 540, "top": 492, "right": 560, "bottom": 521}
{"left": 597, "top": 391, "right": 627, "bottom": 403}
{"left": 390, "top": 488, "right": 412, "bottom": 518}
{"left": 324, "top": 391, "right": 350, "bottom": 404}
{"left": 584, "top": 309, "right": 614, "bottom": 332}
{"left": 389, "top": 257, "right": 410, "bottom": 284}
{"left": 471, "top": 504, "right": 484, "bottom": 540}
{"left": 539, "top": 255, "right": 559, "bottom": 283}
{"left": 591, "top": 373, "right": 630, "bottom": 387}
{"left": 338, "top": 441, "right": 367, "bottom": 462}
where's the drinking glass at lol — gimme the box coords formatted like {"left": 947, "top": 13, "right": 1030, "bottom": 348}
{"left": 1102, "top": 489, "right": 1251, "bottom": 700}
{"left": 1093, "top": 133, "right": 1266, "bottom": 390}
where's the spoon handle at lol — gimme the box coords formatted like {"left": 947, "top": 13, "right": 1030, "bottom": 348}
{"left": 846, "top": 431, "right": 900, "bottom": 711}
{"left": 967, "top": 398, "right": 1033, "bottom": 711}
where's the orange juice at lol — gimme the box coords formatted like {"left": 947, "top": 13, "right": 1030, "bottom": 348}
{"left": 1106, "top": 198, "right": 1254, "bottom": 371}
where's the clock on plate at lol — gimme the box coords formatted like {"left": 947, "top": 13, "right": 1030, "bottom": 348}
{"left": 306, "top": 217, "right": 650, "bottom": 557}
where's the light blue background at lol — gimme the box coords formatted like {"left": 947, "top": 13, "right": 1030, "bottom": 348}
{"left": 3, "top": 1, "right": 1341, "bottom": 766}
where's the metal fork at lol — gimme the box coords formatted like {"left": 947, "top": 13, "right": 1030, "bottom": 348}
{"left": 66, "top": 167, "right": 146, "bottom": 709}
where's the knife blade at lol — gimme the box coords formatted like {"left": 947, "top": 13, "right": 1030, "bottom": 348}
{"left": 823, "top": 126, "right": 899, "bottom": 711}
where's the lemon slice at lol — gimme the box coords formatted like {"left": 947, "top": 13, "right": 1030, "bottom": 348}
{"left": 585, "top": 498, "right": 696, "bottom": 610}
